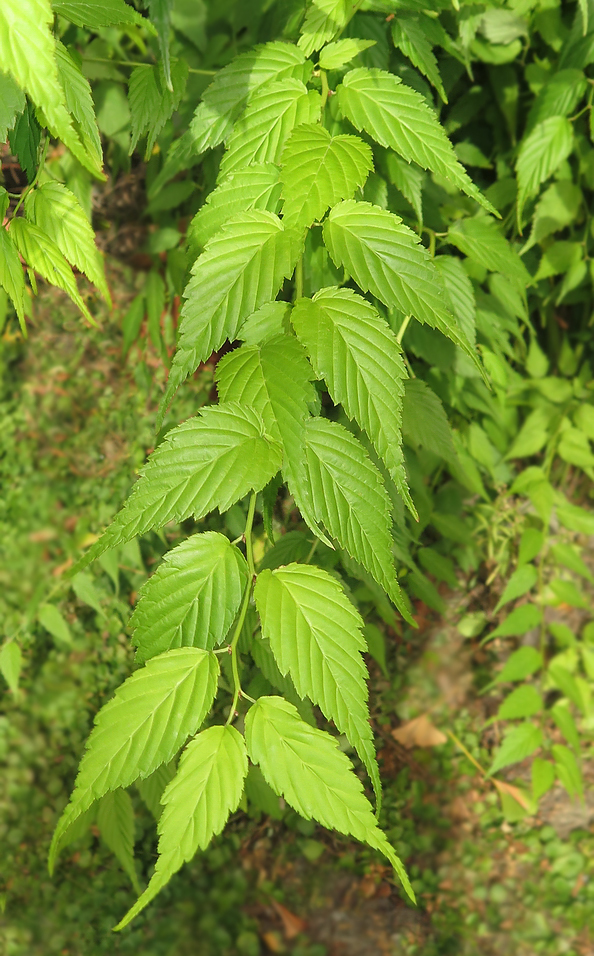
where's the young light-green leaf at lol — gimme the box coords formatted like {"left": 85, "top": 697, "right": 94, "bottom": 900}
{"left": 115, "top": 725, "right": 248, "bottom": 930}
{"left": 216, "top": 334, "right": 323, "bottom": 541}
{"left": 254, "top": 564, "right": 380, "bottom": 803}
{"left": 245, "top": 696, "right": 414, "bottom": 901}
{"left": 298, "top": 0, "right": 356, "bottom": 56}
{"left": 52, "top": 0, "right": 150, "bottom": 29}
{"left": 318, "top": 38, "right": 376, "bottom": 71}
{"left": 338, "top": 68, "right": 496, "bottom": 214}
{"left": 291, "top": 287, "right": 414, "bottom": 516}
{"left": 75, "top": 403, "right": 282, "bottom": 570}
{"left": 188, "top": 42, "right": 311, "bottom": 156}
{"left": 9, "top": 218, "right": 93, "bottom": 323}
{"left": 187, "top": 165, "right": 282, "bottom": 252}
{"left": 55, "top": 40, "right": 102, "bottom": 171}
{"left": 488, "top": 721, "right": 543, "bottom": 776}
{"left": 301, "top": 416, "right": 412, "bottom": 621}
{"left": 96, "top": 789, "right": 140, "bottom": 893}
{"left": 280, "top": 123, "right": 373, "bottom": 230}
{"left": 24, "top": 182, "right": 109, "bottom": 302}
{"left": 161, "top": 212, "right": 302, "bottom": 417}
{"left": 0, "top": 0, "right": 103, "bottom": 177}
{"left": 218, "top": 80, "right": 321, "bottom": 180}
{"left": 0, "top": 71, "right": 25, "bottom": 143}
{"left": 322, "top": 200, "right": 479, "bottom": 364}
{"left": 49, "top": 647, "right": 219, "bottom": 871}
{"left": 131, "top": 532, "right": 249, "bottom": 663}
{"left": 0, "top": 228, "right": 26, "bottom": 331}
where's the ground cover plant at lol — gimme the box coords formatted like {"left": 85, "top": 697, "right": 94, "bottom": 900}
{"left": 1, "top": 0, "right": 594, "bottom": 952}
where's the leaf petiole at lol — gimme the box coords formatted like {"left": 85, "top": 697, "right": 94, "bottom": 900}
{"left": 226, "top": 491, "right": 257, "bottom": 724}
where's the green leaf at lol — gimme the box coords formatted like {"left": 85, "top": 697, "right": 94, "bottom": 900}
{"left": 291, "top": 287, "right": 414, "bottom": 516}
{"left": 391, "top": 16, "right": 446, "bottom": 102}
{"left": 219, "top": 80, "right": 321, "bottom": 180}
{"left": 448, "top": 217, "right": 530, "bottom": 286}
{"left": 401, "top": 379, "right": 456, "bottom": 462}
{"left": 145, "top": 0, "right": 173, "bottom": 90}
{"left": 522, "top": 181, "right": 582, "bottom": 253}
{"left": 556, "top": 499, "right": 594, "bottom": 535}
{"left": 494, "top": 565, "right": 538, "bottom": 612}
{"left": 526, "top": 69, "right": 587, "bottom": 132}
{"left": 8, "top": 218, "right": 93, "bottom": 323}
{"left": 318, "top": 38, "right": 376, "bottom": 71}
{"left": 49, "top": 647, "right": 219, "bottom": 870}
{"left": 52, "top": 0, "right": 150, "bottom": 29}
{"left": 96, "top": 789, "right": 140, "bottom": 893}
{"left": 385, "top": 152, "right": 424, "bottom": 225}
{"left": 251, "top": 634, "right": 316, "bottom": 725}
{"left": 188, "top": 165, "right": 282, "bottom": 253}
{"left": 0, "top": 641, "right": 22, "bottom": 695}
{"left": 122, "top": 293, "right": 145, "bottom": 355}
{"left": 433, "top": 256, "right": 476, "bottom": 346}
{"left": 516, "top": 117, "right": 573, "bottom": 227}
{"left": 129, "top": 59, "right": 188, "bottom": 160}
{"left": 115, "top": 725, "right": 247, "bottom": 930}
{"left": 38, "top": 603, "right": 72, "bottom": 646}
{"left": 298, "top": 0, "right": 356, "bottom": 56}
{"left": 550, "top": 542, "right": 594, "bottom": 584}
{"left": 136, "top": 763, "right": 175, "bottom": 820}
{"left": 161, "top": 212, "right": 301, "bottom": 417}
{"left": 55, "top": 41, "right": 102, "bottom": 171}
{"left": 71, "top": 572, "right": 106, "bottom": 617}
{"left": 532, "top": 757, "right": 555, "bottom": 800}
{"left": 323, "top": 201, "right": 476, "bottom": 362}
{"left": 280, "top": 123, "right": 373, "bottom": 231}
{"left": 485, "top": 604, "right": 543, "bottom": 642}
{"left": 301, "top": 417, "right": 412, "bottom": 621}
{"left": 552, "top": 743, "right": 584, "bottom": 799}
{"left": 25, "top": 182, "right": 109, "bottom": 302}
{"left": 75, "top": 403, "right": 282, "bottom": 569}
{"left": 338, "top": 68, "right": 495, "bottom": 214}
{"left": 8, "top": 102, "right": 41, "bottom": 182}
{"left": 496, "top": 685, "right": 543, "bottom": 721}
{"left": 238, "top": 301, "right": 291, "bottom": 346}
{"left": 245, "top": 696, "right": 414, "bottom": 901}
{"left": 0, "top": 228, "right": 26, "bottom": 331}
{"left": 216, "top": 334, "right": 325, "bottom": 541}
{"left": 0, "top": 0, "right": 103, "bottom": 177}
{"left": 0, "top": 71, "right": 25, "bottom": 142}
{"left": 496, "top": 647, "right": 542, "bottom": 684}
{"left": 254, "top": 563, "right": 380, "bottom": 803}
{"left": 188, "top": 42, "right": 311, "bottom": 157}
{"left": 488, "top": 721, "right": 543, "bottom": 776}
{"left": 551, "top": 699, "right": 580, "bottom": 750}
{"left": 131, "top": 532, "right": 248, "bottom": 663}
{"left": 518, "top": 529, "right": 544, "bottom": 566}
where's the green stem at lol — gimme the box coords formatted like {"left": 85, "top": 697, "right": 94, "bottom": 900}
{"left": 396, "top": 314, "right": 411, "bottom": 345}
{"left": 226, "top": 492, "right": 257, "bottom": 725}
{"left": 82, "top": 56, "right": 216, "bottom": 75}
{"left": 320, "top": 70, "right": 329, "bottom": 112}
{"left": 304, "top": 538, "right": 319, "bottom": 565}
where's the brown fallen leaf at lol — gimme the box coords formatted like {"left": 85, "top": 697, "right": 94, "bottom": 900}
{"left": 262, "top": 930, "right": 285, "bottom": 953}
{"left": 492, "top": 778, "right": 532, "bottom": 811}
{"left": 391, "top": 714, "right": 447, "bottom": 748}
{"left": 269, "top": 898, "right": 307, "bottom": 940}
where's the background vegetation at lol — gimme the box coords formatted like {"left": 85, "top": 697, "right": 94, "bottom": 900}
{"left": 2, "top": 0, "right": 594, "bottom": 953}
